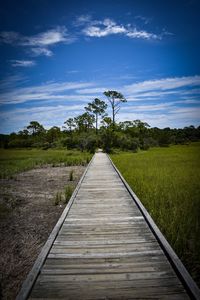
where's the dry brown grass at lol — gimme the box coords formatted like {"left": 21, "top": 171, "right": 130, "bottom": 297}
{"left": 0, "top": 165, "right": 85, "bottom": 299}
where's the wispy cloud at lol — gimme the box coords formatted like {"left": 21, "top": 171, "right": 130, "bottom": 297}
{"left": 126, "top": 29, "right": 159, "bottom": 40}
{"left": 0, "top": 74, "right": 27, "bottom": 91}
{"left": 1, "top": 75, "right": 198, "bottom": 106}
{"left": 0, "top": 26, "right": 75, "bottom": 57}
{"left": 74, "top": 15, "right": 92, "bottom": 27}
{"left": 76, "top": 87, "right": 108, "bottom": 94}
{"left": 83, "top": 18, "right": 127, "bottom": 37}
{"left": 0, "top": 81, "right": 96, "bottom": 105}
{"left": 134, "top": 15, "right": 152, "bottom": 25}
{"left": 10, "top": 60, "right": 36, "bottom": 67}
{"left": 0, "top": 75, "right": 199, "bottom": 132}
{"left": 30, "top": 47, "right": 53, "bottom": 57}
{"left": 74, "top": 76, "right": 200, "bottom": 102}
{"left": 123, "top": 75, "right": 200, "bottom": 94}
{"left": 0, "top": 104, "right": 85, "bottom": 133}
{"left": 82, "top": 18, "right": 161, "bottom": 40}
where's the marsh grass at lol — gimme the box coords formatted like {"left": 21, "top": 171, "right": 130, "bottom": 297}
{"left": 0, "top": 149, "right": 92, "bottom": 178}
{"left": 69, "top": 170, "right": 74, "bottom": 181}
{"left": 64, "top": 186, "right": 73, "bottom": 203}
{"left": 54, "top": 191, "right": 62, "bottom": 206}
{"left": 53, "top": 185, "right": 73, "bottom": 206}
{"left": 111, "top": 142, "right": 200, "bottom": 285}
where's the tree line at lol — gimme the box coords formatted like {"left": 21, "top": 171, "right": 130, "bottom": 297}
{"left": 0, "top": 90, "right": 200, "bottom": 152}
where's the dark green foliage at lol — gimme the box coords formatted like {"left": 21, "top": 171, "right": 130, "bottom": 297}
{"left": 0, "top": 88, "right": 199, "bottom": 152}
{"left": 100, "top": 127, "right": 115, "bottom": 153}
{"left": 85, "top": 98, "right": 107, "bottom": 134}
{"left": 74, "top": 112, "right": 95, "bottom": 132}
{"left": 27, "top": 121, "right": 45, "bottom": 136}
{"left": 7, "top": 138, "right": 32, "bottom": 148}
{"left": 103, "top": 90, "right": 126, "bottom": 125}
{"left": 1, "top": 119, "right": 199, "bottom": 153}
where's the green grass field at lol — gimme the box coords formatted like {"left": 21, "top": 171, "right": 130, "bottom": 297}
{"left": 0, "top": 148, "right": 92, "bottom": 179}
{"left": 111, "top": 142, "right": 200, "bottom": 285}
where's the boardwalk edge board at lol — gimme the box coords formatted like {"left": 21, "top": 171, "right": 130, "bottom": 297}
{"left": 107, "top": 154, "right": 200, "bottom": 300}
{"left": 16, "top": 154, "right": 95, "bottom": 300}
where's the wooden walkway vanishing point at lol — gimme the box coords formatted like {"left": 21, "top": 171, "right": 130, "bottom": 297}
{"left": 17, "top": 152, "right": 200, "bottom": 300}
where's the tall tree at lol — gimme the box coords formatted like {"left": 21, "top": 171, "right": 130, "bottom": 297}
{"left": 47, "top": 126, "right": 61, "bottom": 143}
{"left": 101, "top": 116, "right": 112, "bottom": 128}
{"left": 26, "top": 121, "right": 45, "bottom": 135}
{"left": 74, "top": 112, "right": 95, "bottom": 132}
{"left": 64, "top": 117, "right": 75, "bottom": 133}
{"left": 85, "top": 98, "right": 107, "bottom": 134}
{"left": 103, "top": 90, "right": 126, "bottom": 126}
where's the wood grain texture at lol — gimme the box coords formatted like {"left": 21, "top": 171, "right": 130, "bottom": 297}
{"left": 20, "top": 152, "right": 197, "bottom": 299}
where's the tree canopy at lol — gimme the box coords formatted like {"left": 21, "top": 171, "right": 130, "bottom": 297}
{"left": 103, "top": 90, "right": 126, "bottom": 125}
{"left": 1, "top": 90, "right": 199, "bottom": 152}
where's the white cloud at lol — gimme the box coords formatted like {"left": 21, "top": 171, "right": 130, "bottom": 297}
{"left": 126, "top": 29, "right": 159, "bottom": 40}
{"left": 2, "top": 75, "right": 196, "bottom": 107}
{"left": 0, "top": 26, "right": 75, "bottom": 57}
{"left": 10, "top": 60, "right": 36, "bottom": 67}
{"left": 123, "top": 102, "right": 177, "bottom": 112}
{"left": 0, "top": 81, "right": 96, "bottom": 105}
{"left": 76, "top": 87, "right": 108, "bottom": 94}
{"left": 83, "top": 19, "right": 126, "bottom": 37}
{"left": 116, "top": 108, "right": 200, "bottom": 128}
{"left": 30, "top": 47, "right": 53, "bottom": 57}
{"left": 82, "top": 17, "right": 160, "bottom": 40}
{"left": 74, "top": 15, "right": 92, "bottom": 26}
{"left": 182, "top": 99, "right": 200, "bottom": 104}
{"left": 0, "top": 75, "right": 27, "bottom": 91}
{"left": 22, "top": 27, "right": 71, "bottom": 46}
{"left": 0, "top": 75, "right": 199, "bottom": 132}
{"left": 123, "top": 76, "right": 200, "bottom": 95}
{"left": 0, "top": 31, "right": 20, "bottom": 44}
{"left": 170, "top": 107, "right": 200, "bottom": 116}
{"left": 0, "top": 104, "right": 86, "bottom": 133}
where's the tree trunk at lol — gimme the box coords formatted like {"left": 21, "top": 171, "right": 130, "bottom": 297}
{"left": 112, "top": 106, "right": 115, "bottom": 125}
{"left": 112, "top": 104, "right": 115, "bottom": 131}
{"left": 96, "top": 114, "right": 98, "bottom": 135}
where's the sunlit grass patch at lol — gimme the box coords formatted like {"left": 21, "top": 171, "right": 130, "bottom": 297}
{"left": 110, "top": 142, "right": 200, "bottom": 285}
{"left": 0, "top": 149, "right": 92, "bottom": 178}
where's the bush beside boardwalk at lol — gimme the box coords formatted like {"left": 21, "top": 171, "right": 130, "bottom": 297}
{"left": 111, "top": 142, "right": 200, "bottom": 287}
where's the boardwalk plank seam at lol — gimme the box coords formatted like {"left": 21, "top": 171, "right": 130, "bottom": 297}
{"left": 16, "top": 155, "right": 95, "bottom": 300}
{"left": 17, "top": 152, "right": 200, "bottom": 300}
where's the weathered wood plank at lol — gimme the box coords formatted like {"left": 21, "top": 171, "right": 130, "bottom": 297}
{"left": 16, "top": 152, "right": 199, "bottom": 299}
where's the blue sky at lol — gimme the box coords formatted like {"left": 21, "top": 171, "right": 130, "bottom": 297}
{"left": 0, "top": 0, "right": 200, "bottom": 133}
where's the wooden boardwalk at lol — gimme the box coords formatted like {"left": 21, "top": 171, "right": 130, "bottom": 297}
{"left": 18, "top": 152, "right": 200, "bottom": 299}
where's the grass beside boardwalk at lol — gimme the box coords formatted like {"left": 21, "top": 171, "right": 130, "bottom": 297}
{"left": 111, "top": 142, "right": 200, "bottom": 286}
{"left": 0, "top": 148, "right": 92, "bottom": 178}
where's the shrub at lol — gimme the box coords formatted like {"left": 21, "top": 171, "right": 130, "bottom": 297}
{"left": 69, "top": 170, "right": 74, "bottom": 181}
{"left": 54, "top": 191, "right": 62, "bottom": 205}
{"left": 8, "top": 139, "right": 32, "bottom": 148}
{"left": 64, "top": 186, "right": 73, "bottom": 203}
{"left": 85, "top": 135, "right": 98, "bottom": 153}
